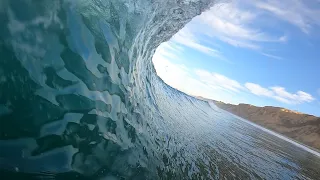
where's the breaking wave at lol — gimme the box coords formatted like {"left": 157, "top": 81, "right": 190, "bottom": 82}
{"left": 0, "top": 0, "right": 320, "bottom": 179}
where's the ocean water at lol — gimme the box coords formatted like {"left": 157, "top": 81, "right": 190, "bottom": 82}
{"left": 0, "top": 0, "right": 320, "bottom": 179}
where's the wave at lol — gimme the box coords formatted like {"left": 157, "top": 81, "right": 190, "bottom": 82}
{"left": 0, "top": 0, "right": 216, "bottom": 179}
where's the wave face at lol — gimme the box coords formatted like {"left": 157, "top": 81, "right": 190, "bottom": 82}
{"left": 0, "top": 0, "right": 320, "bottom": 179}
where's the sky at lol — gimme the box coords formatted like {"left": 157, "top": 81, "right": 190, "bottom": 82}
{"left": 152, "top": 0, "right": 320, "bottom": 116}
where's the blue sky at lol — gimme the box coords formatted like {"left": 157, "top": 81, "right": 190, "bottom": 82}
{"left": 152, "top": 0, "right": 320, "bottom": 116}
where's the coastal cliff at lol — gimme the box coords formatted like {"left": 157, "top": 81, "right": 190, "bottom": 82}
{"left": 209, "top": 100, "right": 320, "bottom": 151}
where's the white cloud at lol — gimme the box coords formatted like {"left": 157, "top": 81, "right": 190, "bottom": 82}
{"left": 195, "top": 69, "right": 243, "bottom": 93}
{"left": 153, "top": 47, "right": 316, "bottom": 106}
{"left": 171, "top": 28, "right": 224, "bottom": 59}
{"left": 279, "top": 35, "right": 288, "bottom": 42}
{"left": 194, "top": 2, "right": 286, "bottom": 50}
{"left": 261, "top": 52, "right": 283, "bottom": 60}
{"left": 154, "top": 42, "right": 315, "bottom": 106}
{"left": 271, "top": 87, "right": 314, "bottom": 103}
{"left": 153, "top": 50, "right": 246, "bottom": 104}
{"left": 153, "top": 43, "right": 210, "bottom": 95}
{"left": 245, "top": 83, "right": 274, "bottom": 97}
{"left": 153, "top": 42, "right": 182, "bottom": 61}
{"left": 157, "top": 0, "right": 312, "bottom": 65}
{"left": 253, "top": 0, "right": 320, "bottom": 34}
{"left": 177, "top": 0, "right": 319, "bottom": 59}
{"left": 161, "top": 42, "right": 184, "bottom": 53}
{"left": 245, "top": 83, "right": 315, "bottom": 104}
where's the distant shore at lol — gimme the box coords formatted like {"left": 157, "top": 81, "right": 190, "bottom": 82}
{"left": 195, "top": 96, "right": 320, "bottom": 151}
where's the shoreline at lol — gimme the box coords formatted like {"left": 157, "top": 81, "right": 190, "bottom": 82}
{"left": 218, "top": 106, "right": 320, "bottom": 157}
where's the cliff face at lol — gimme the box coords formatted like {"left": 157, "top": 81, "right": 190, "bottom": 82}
{"left": 213, "top": 101, "right": 320, "bottom": 151}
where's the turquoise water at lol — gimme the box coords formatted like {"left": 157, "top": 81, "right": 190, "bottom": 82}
{"left": 0, "top": 0, "right": 320, "bottom": 179}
